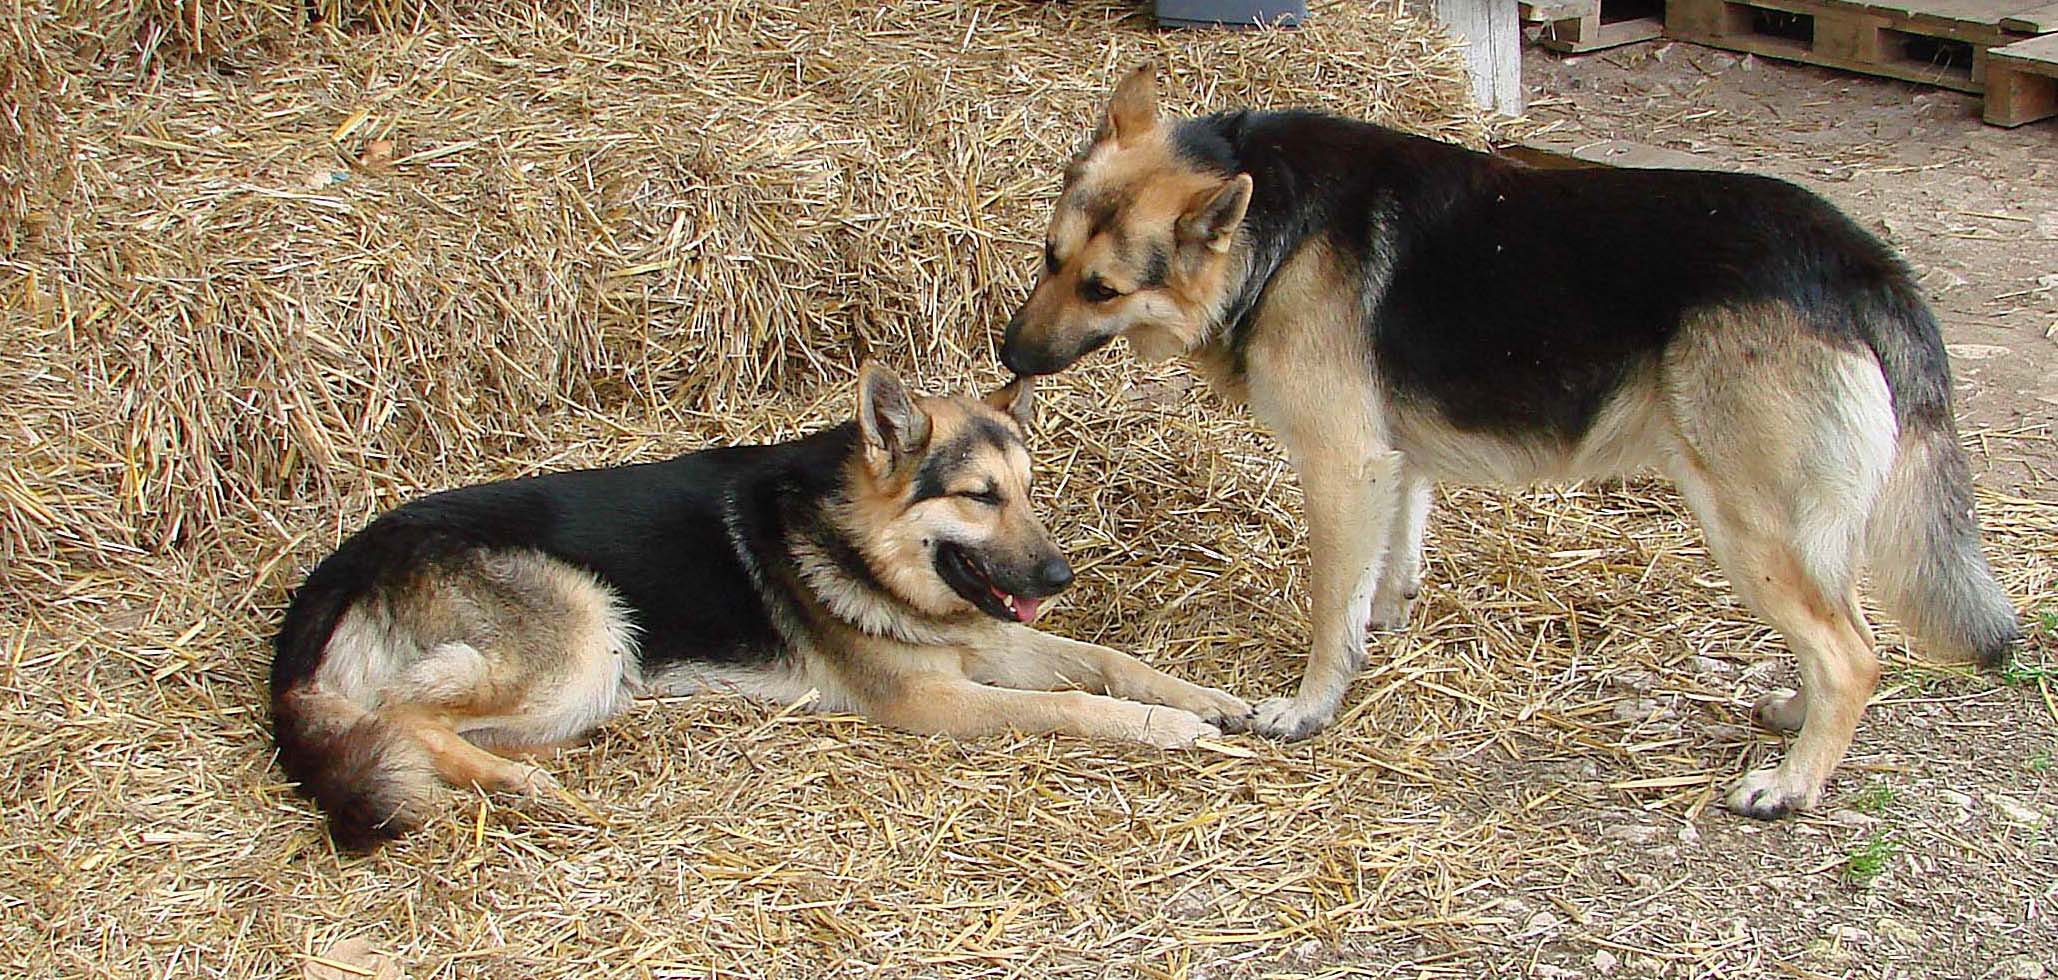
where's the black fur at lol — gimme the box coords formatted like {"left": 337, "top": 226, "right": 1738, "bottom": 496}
{"left": 272, "top": 430, "right": 868, "bottom": 697}
{"left": 1172, "top": 110, "right": 1955, "bottom": 442}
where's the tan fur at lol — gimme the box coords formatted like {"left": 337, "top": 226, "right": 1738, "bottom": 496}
{"left": 301, "top": 549, "right": 638, "bottom": 817}
{"left": 1656, "top": 305, "right": 1896, "bottom": 815}
{"left": 1237, "top": 242, "right": 1405, "bottom": 737}
{"left": 861, "top": 626, "right": 1247, "bottom": 749}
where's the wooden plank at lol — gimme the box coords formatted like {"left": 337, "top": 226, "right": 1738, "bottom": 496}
{"left": 1668, "top": 0, "right": 2015, "bottom": 41}
{"left": 1998, "top": 1, "right": 2058, "bottom": 32}
{"left": 1494, "top": 138, "right": 1735, "bottom": 171}
{"left": 1521, "top": 0, "right": 1597, "bottom": 22}
{"left": 1988, "top": 29, "right": 2058, "bottom": 64}
{"left": 1856, "top": 0, "right": 2031, "bottom": 27}
{"left": 1669, "top": 29, "right": 1990, "bottom": 88}
{"left": 1814, "top": 12, "right": 1887, "bottom": 61}
{"left": 1666, "top": 0, "right": 1754, "bottom": 37}
{"left": 1540, "top": 15, "right": 1667, "bottom": 51}
{"left": 1434, "top": 0, "right": 1524, "bottom": 115}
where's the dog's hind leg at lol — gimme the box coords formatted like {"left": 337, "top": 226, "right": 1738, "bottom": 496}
{"left": 964, "top": 629, "right": 1254, "bottom": 733}
{"left": 1673, "top": 463, "right": 1880, "bottom": 818}
{"left": 1663, "top": 309, "right": 1895, "bottom": 817}
{"left": 380, "top": 552, "right": 635, "bottom": 801}
{"left": 1368, "top": 464, "right": 1434, "bottom": 632}
{"left": 385, "top": 702, "right": 563, "bottom": 798}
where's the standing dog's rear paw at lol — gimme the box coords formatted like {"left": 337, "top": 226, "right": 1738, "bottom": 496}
{"left": 1725, "top": 767, "right": 1821, "bottom": 820}
{"left": 1366, "top": 585, "right": 1420, "bottom": 633}
{"left": 1753, "top": 689, "right": 1807, "bottom": 734}
{"left": 1250, "top": 696, "right": 1334, "bottom": 741}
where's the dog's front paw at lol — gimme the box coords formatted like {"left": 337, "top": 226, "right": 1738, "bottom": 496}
{"left": 1250, "top": 696, "right": 1333, "bottom": 741}
{"left": 1184, "top": 685, "right": 1255, "bottom": 734}
{"left": 1725, "top": 766, "right": 1821, "bottom": 820}
{"left": 1137, "top": 707, "right": 1221, "bottom": 749}
{"left": 504, "top": 763, "right": 565, "bottom": 799}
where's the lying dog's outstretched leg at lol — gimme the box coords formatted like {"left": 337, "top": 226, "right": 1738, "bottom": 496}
{"left": 385, "top": 704, "right": 564, "bottom": 799}
{"left": 873, "top": 673, "right": 1221, "bottom": 749}
{"left": 1251, "top": 447, "right": 1405, "bottom": 740}
{"left": 964, "top": 629, "right": 1253, "bottom": 733}
{"left": 1368, "top": 465, "right": 1433, "bottom": 632}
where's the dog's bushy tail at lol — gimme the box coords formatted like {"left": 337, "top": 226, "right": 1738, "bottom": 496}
{"left": 1862, "top": 286, "right": 2020, "bottom": 669}
{"left": 271, "top": 523, "right": 443, "bottom": 851}
{"left": 272, "top": 684, "right": 435, "bottom": 851}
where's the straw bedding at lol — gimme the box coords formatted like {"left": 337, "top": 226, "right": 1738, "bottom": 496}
{"left": 3, "top": 1, "right": 2052, "bottom": 977}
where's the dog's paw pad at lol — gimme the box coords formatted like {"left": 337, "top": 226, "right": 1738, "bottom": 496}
{"left": 1725, "top": 767, "right": 1817, "bottom": 820}
{"left": 1250, "top": 696, "right": 1332, "bottom": 741}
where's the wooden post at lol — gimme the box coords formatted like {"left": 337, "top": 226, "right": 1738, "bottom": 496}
{"left": 1434, "top": 0, "right": 1525, "bottom": 115}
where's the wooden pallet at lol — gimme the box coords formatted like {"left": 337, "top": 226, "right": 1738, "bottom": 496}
{"left": 1664, "top": 0, "right": 2052, "bottom": 93}
{"left": 1985, "top": 31, "right": 2058, "bottom": 122}
{"left": 1522, "top": 0, "right": 1668, "bottom": 52}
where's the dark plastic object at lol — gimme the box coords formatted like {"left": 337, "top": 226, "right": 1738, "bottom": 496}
{"left": 1155, "top": 0, "right": 1307, "bottom": 29}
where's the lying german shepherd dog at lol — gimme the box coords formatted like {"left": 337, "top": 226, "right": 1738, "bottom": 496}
{"left": 1000, "top": 68, "right": 2018, "bottom": 819}
{"left": 271, "top": 363, "right": 1250, "bottom": 848}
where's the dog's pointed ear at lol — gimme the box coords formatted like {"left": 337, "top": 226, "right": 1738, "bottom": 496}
{"left": 857, "top": 361, "right": 930, "bottom": 471}
{"left": 1176, "top": 173, "right": 1253, "bottom": 254}
{"left": 1094, "top": 63, "right": 1159, "bottom": 147}
{"left": 984, "top": 375, "right": 1036, "bottom": 430}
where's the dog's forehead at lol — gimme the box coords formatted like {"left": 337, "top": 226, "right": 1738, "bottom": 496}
{"left": 911, "top": 400, "right": 1029, "bottom": 499}
{"left": 1056, "top": 141, "right": 1225, "bottom": 253}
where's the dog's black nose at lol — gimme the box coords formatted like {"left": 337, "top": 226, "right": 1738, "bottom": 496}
{"left": 1035, "top": 556, "right": 1074, "bottom": 593}
{"left": 1000, "top": 316, "right": 1030, "bottom": 375}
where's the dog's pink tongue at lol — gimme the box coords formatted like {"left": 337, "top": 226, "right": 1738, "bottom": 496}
{"left": 1011, "top": 595, "right": 1042, "bottom": 624}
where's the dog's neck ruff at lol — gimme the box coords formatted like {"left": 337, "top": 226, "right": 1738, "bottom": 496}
{"left": 1185, "top": 119, "right": 1304, "bottom": 368}
{"left": 786, "top": 500, "right": 963, "bottom": 647}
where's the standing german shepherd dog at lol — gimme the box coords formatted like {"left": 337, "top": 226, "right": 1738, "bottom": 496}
{"left": 1000, "top": 68, "right": 2019, "bottom": 819}
{"left": 271, "top": 363, "right": 1250, "bottom": 848}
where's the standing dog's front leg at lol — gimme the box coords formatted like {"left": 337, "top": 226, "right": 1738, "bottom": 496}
{"left": 964, "top": 628, "right": 1253, "bottom": 732}
{"left": 1251, "top": 448, "right": 1405, "bottom": 740}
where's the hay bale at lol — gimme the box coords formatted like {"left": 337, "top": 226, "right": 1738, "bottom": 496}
{"left": 2, "top": 0, "right": 1490, "bottom": 575}
{"left": 1, "top": 0, "right": 62, "bottom": 251}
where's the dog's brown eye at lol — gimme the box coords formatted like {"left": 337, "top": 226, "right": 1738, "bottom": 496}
{"left": 1081, "top": 278, "right": 1121, "bottom": 303}
{"left": 959, "top": 489, "right": 1002, "bottom": 507}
